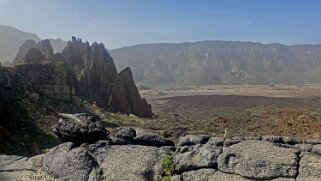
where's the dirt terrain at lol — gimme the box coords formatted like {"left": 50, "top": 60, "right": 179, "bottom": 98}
{"left": 132, "top": 84, "right": 321, "bottom": 140}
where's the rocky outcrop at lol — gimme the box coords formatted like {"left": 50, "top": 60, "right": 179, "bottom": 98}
{"left": 13, "top": 39, "right": 54, "bottom": 64}
{"left": 62, "top": 37, "right": 118, "bottom": 102}
{"left": 23, "top": 48, "right": 45, "bottom": 63}
{"left": 53, "top": 113, "right": 110, "bottom": 145}
{"left": 10, "top": 37, "right": 154, "bottom": 117}
{"left": 109, "top": 67, "right": 154, "bottom": 117}
{"left": 61, "top": 37, "right": 153, "bottom": 117}
{"left": 13, "top": 60, "right": 76, "bottom": 100}
{"left": 36, "top": 39, "right": 53, "bottom": 58}
{"left": 2, "top": 131, "right": 321, "bottom": 181}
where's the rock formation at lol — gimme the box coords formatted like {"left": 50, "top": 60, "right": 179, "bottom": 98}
{"left": 53, "top": 113, "right": 109, "bottom": 145}
{"left": 35, "top": 39, "right": 53, "bottom": 58}
{"left": 13, "top": 39, "right": 54, "bottom": 64}
{"left": 109, "top": 67, "right": 154, "bottom": 117}
{"left": 62, "top": 37, "right": 118, "bottom": 107}
{"left": 23, "top": 48, "right": 45, "bottom": 63}
{"left": 2, "top": 129, "right": 321, "bottom": 180}
{"left": 9, "top": 37, "right": 153, "bottom": 117}
{"left": 13, "top": 39, "right": 37, "bottom": 64}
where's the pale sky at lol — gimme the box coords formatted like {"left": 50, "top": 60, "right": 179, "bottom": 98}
{"left": 1, "top": 0, "right": 321, "bottom": 49}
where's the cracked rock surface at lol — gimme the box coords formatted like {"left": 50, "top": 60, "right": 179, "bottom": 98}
{"left": 2, "top": 132, "right": 321, "bottom": 180}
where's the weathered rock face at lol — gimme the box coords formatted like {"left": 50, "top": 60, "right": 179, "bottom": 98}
{"left": 53, "top": 113, "right": 110, "bottom": 145}
{"left": 11, "top": 37, "right": 153, "bottom": 117}
{"left": 2, "top": 133, "right": 321, "bottom": 181}
{"left": 13, "top": 61, "right": 75, "bottom": 100}
{"left": 218, "top": 141, "right": 298, "bottom": 179}
{"left": 109, "top": 67, "right": 154, "bottom": 117}
{"left": 61, "top": 37, "right": 153, "bottom": 117}
{"left": 62, "top": 37, "right": 118, "bottom": 106}
{"left": 42, "top": 142, "right": 100, "bottom": 181}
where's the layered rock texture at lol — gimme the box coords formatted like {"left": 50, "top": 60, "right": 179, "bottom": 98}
{"left": 6, "top": 37, "right": 153, "bottom": 118}
{"left": 2, "top": 127, "right": 321, "bottom": 181}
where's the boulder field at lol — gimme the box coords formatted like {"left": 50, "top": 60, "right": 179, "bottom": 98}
{"left": 1, "top": 113, "right": 321, "bottom": 181}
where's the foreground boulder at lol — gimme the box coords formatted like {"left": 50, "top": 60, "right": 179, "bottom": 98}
{"left": 217, "top": 140, "right": 299, "bottom": 180}
{"left": 43, "top": 142, "right": 100, "bottom": 181}
{"left": 53, "top": 113, "right": 109, "bottom": 145}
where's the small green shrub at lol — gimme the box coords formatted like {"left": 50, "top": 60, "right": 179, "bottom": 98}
{"left": 161, "top": 154, "right": 174, "bottom": 180}
{"left": 162, "top": 175, "right": 171, "bottom": 181}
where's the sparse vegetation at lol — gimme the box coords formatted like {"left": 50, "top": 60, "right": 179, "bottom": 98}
{"left": 161, "top": 154, "right": 174, "bottom": 181}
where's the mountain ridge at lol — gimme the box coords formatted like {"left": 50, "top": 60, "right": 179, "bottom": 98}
{"left": 110, "top": 41, "right": 321, "bottom": 85}
{"left": 0, "top": 25, "right": 66, "bottom": 63}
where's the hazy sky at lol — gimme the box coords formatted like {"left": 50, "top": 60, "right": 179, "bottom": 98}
{"left": 0, "top": 0, "right": 321, "bottom": 49}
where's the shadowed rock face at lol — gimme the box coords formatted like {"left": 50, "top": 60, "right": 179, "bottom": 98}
{"left": 62, "top": 37, "right": 118, "bottom": 107}
{"left": 109, "top": 67, "right": 154, "bottom": 117}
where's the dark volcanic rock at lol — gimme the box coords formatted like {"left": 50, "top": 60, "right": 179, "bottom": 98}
{"left": 112, "top": 127, "right": 174, "bottom": 147}
{"left": 109, "top": 67, "right": 154, "bottom": 118}
{"left": 133, "top": 133, "right": 175, "bottom": 147}
{"left": 112, "top": 127, "right": 137, "bottom": 145}
{"left": 53, "top": 113, "right": 109, "bottom": 145}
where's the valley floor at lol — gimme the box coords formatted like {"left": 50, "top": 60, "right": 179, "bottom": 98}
{"left": 132, "top": 84, "right": 321, "bottom": 140}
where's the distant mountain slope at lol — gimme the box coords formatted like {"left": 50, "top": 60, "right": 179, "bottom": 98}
{"left": 0, "top": 25, "right": 40, "bottom": 63}
{"left": 110, "top": 41, "right": 321, "bottom": 85}
{"left": 0, "top": 25, "right": 66, "bottom": 63}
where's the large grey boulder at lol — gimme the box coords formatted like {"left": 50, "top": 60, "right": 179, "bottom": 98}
{"left": 297, "top": 153, "right": 321, "bottom": 181}
{"left": 94, "top": 145, "right": 171, "bottom": 181}
{"left": 217, "top": 140, "right": 299, "bottom": 180}
{"left": 42, "top": 142, "right": 100, "bottom": 181}
{"left": 312, "top": 144, "right": 321, "bottom": 156}
{"left": 53, "top": 113, "right": 109, "bottom": 145}
{"left": 174, "top": 144, "right": 222, "bottom": 173}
